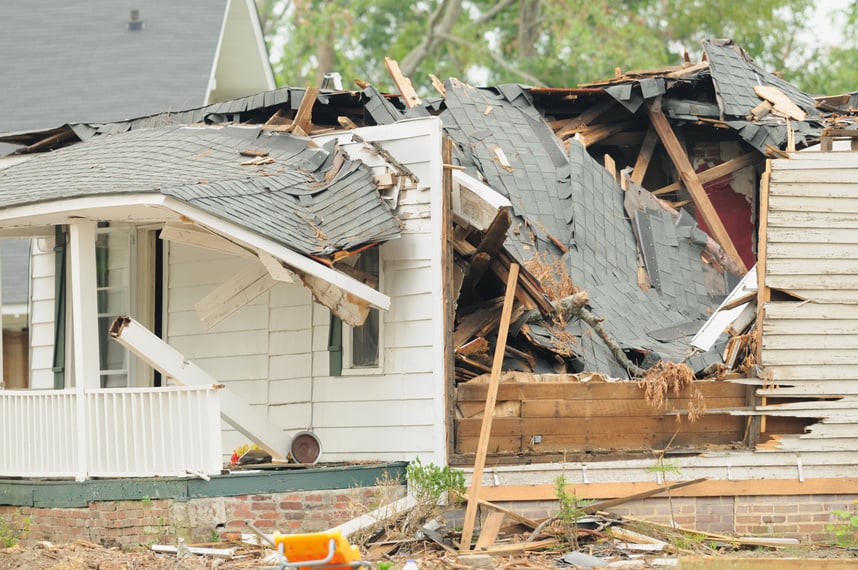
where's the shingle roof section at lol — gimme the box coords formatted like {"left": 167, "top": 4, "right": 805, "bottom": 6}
{"left": 441, "top": 80, "right": 571, "bottom": 260}
{"left": 702, "top": 39, "right": 817, "bottom": 119}
{"left": 0, "top": 126, "right": 399, "bottom": 256}
{"left": 441, "top": 85, "right": 724, "bottom": 378}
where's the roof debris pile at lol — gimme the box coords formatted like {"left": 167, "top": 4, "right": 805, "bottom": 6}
{"left": 2, "top": 38, "right": 857, "bottom": 389}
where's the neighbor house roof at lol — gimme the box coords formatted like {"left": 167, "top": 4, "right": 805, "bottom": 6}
{"left": 0, "top": 0, "right": 275, "bottom": 156}
{"left": 0, "top": 1, "right": 224, "bottom": 133}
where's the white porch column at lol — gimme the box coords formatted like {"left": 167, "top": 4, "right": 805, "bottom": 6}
{"left": 68, "top": 222, "right": 100, "bottom": 481}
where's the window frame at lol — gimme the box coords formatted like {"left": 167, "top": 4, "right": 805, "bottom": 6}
{"left": 340, "top": 249, "right": 383, "bottom": 376}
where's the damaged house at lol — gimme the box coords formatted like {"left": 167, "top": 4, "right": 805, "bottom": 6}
{"left": 1, "top": 39, "right": 858, "bottom": 544}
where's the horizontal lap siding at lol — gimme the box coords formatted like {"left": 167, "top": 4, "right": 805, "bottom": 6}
{"left": 761, "top": 155, "right": 858, "bottom": 450}
{"left": 167, "top": 245, "right": 275, "bottom": 459}
{"left": 767, "top": 157, "right": 858, "bottom": 302}
{"left": 307, "top": 124, "right": 443, "bottom": 463}
{"left": 166, "top": 120, "right": 444, "bottom": 464}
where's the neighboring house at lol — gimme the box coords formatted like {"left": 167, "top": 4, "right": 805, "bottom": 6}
{"left": 2, "top": 39, "right": 858, "bottom": 545}
{"left": 0, "top": 0, "right": 275, "bottom": 386}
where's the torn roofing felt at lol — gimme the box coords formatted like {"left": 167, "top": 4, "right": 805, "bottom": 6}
{"left": 0, "top": 125, "right": 400, "bottom": 256}
{"left": 441, "top": 80, "right": 726, "bottom": 379}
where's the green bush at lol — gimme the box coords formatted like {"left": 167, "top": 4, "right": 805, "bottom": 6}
{"left": 406, "top": 457, "right": 465, "bottom": 505}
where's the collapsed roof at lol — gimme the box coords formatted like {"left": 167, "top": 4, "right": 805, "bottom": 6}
{"left": 2, "top": 39, "right": 854, "bottom": 380}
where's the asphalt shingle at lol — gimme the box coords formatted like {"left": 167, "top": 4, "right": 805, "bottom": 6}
{"left": 0, "top": 126, "right": 399, "bottom": 256}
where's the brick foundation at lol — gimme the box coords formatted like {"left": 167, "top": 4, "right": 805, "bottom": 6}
{"left": 2, "top": 490, "right": 854, "bottom": 547}
{"left": 492, "top": 493, "right": 858, "bottom": 544}
{"left": 0, "top": 485, "right": 404, "bottom": 547}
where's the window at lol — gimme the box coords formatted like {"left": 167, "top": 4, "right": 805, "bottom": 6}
{"left": 96, "top": 224, "right": 134, "bottom": 388}
{"left": 343, "top": 247, "right": 381, "bottom": 374}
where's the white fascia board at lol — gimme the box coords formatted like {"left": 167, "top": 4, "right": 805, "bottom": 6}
{"left": 0, "top": 194, "right": 170, "bottom": 225}
{"left": 243, "top": 0, "right": 276, "bottom": 90}
{"left": 0, "top": 193, "right": 390, "bottom": 310}
{"left": 205, "top": 0, "right": 232, "bottom": 105}
{"left": 162, "top": 197, "right": 390, "bottom": 310}
{"left": 451, "top": 169, "right": 512, "bottom": 211}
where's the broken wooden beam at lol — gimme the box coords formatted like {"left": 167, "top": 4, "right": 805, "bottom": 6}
{"left": 384, "top": 57, "right": 421, "bottom": 108}
{"left": 652, "top": 152, "right": 760, "bottom": 196}
{"left": 109, "top": 316, "right": 290, "bottom": 459}
{"left": 461, "top": 209, "right": 512, "bottom": 293}
{"left": 460, "top": 264, "right": 520, "bottom": 552}
{"left": 630, "top": 126, "right": 658, "bottom": 186}
{"left": 292, "top": 87, "right": 319, "bottom": 136}
{"left": 646, "top": 98, "right": 747, "bottom": 273}
{"left": 580, "top": 477, "right": 708, "bottom": 514}
{"left": 555, "top": 98, "right": 615, "bottom": 138}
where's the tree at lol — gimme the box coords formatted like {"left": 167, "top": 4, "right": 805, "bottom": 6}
{"left": 256, "top": 0, "right": 852, "bottom": 96}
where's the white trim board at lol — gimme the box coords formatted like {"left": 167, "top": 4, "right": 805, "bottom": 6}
{"left": 0, "top": 193, "right": 390, "bottom": 310}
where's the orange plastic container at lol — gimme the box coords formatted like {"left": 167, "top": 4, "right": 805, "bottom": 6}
{"left": 272, "top": 529, "right": 362, "bottom": 570}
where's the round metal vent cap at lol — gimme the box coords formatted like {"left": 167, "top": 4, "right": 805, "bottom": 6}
{"left": 290, "top": 431, "right": 322, "bottom": 464}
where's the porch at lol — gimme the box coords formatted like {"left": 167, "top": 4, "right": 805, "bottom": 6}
{"left": 0, "top": 385, "right": 222, "bottom": 480}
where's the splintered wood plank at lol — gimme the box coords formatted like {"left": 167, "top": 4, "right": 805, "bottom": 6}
{"left": 384, "top": 57, "right": 421, "bottom": 108}
{"left": 630, "top": 126, "right": 658, "bottom": 185}
{"left": 292, "top": 87, "right": 319, "bottom": 136}
{"left": 646, "top": 98, "right": 747, "bottom": 272}
{"left": 520, "top": 396, "right": 746, "bottom": 418}
{"left": 456, "top": 416, "right": 744, "bottom": 438}
{"left": 474, "top": 511, "right": 505, "bottom": 550}
{"left": 194, "top": 263, "right": 277, "bottom": 330}
{"left": 754, "top": 85, "right": 807, "bottom": 121}
{"left": 461, "top": 209, "right": 512, "bottom": 292}
{"left": 460, "top": 264, "right": 520, "bottom": 552}
{"left": 456, "top": 380, "right": 744, "bottom": 401}
{"left": 555, "top": 98, "right": 615, "bottom": 138}
{"left": 581, "top": 477, "right": 708, "bottom": 514}
{"left": 679, "top": 557, "right": 855, "bottom": 569}
{"left": 472, "top": 498, "right": 539, "bottom": 530}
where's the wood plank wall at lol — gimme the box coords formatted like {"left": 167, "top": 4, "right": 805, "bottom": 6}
{"left": 455, "top": 375, "right": 747, "bottom": 456}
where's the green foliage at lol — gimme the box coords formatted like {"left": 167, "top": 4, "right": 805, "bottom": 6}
{"left": 554, "top": 474, "right": 587, "bottom": 547}
{"left": 0, "top": 515, "right": 28, "bottom": 547}
{"left": 647, "top": 459, "right": 682, "bottom": 478}
{"left": 827, "top": 502, "right": 858, "bottom": 547}
{"left": 257, "top": 0, "right": 852, "bottom": 96}
{"left": 405, "top": 457, "right": 466, "bottom": 505}
{"left": 377, "top": 562, "right": 392, "bottom": 570}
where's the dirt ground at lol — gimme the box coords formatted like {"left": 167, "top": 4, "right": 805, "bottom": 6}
{"left": 2, "top": 539, "right": 857, "bottom": 570}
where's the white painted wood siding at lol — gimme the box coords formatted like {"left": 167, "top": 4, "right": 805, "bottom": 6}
{"left": 166, "top": 118, "right": 447, "bottom": 464}
{"left": 761, "top": 151, "right": 858, "bottom": 451}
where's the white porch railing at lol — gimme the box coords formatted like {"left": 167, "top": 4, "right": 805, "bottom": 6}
{"left": 0, "top": 385, "right": 222, "bottom": 479}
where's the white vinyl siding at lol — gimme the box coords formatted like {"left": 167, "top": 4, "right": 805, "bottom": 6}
{"left": 760, "top": 151, "right": 858, "bottom": 451}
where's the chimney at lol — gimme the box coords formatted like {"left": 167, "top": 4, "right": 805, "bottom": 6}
{"left": 128, "top": 10, "right": 143, "bottom": 31}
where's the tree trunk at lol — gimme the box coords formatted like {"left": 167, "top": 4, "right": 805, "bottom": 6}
{"left": 400, "top": 0, "right": 463, "bottom": 77}
{"left": 518, "top": 0, "right": 540, "bottom": 59}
